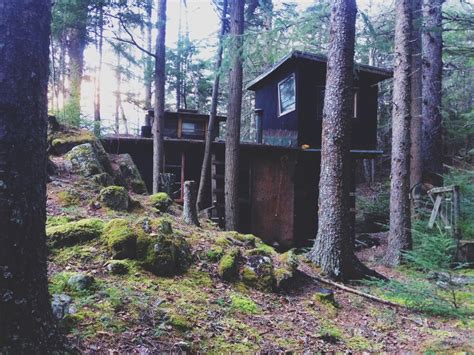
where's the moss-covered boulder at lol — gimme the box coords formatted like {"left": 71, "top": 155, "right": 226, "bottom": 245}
{"left": 110, "top": 154, "right": 147, "bottom": 194}
{"left": 273, "top": 250, "right": 299, "bottom": 290}
{"left": 49, "top": 126, "right": 96, "bottom": 156}
{"left": 92, "top": 172, "right": 114, "bottom": 187}
{"left": 218, "top": 248, "right": 241, "bottom": 281}
{"left": 67, "top": 273, "right": 95, "bottom": 291}
{"left": 65, "top": 143, "right": 104, "bottom": 177}
{"left": 241, "top": 255, "right": 275, "bottom": 292}
{"left": 150, "top": 192, "right": 172, "bottom": 213}
{"left": 46, "top": 218, "right": 104, "bottom": 248}
{"left": 103, "top": 219, "right": 140, "bottom": 259}
{"left": 99, "top": 186, "right": 129, "bottom": 210}
{"left": 137, "top": 221, "right": 192, "bottom": 277}
{"left": 107, "top": 260, "right": 130, "bottom": 275}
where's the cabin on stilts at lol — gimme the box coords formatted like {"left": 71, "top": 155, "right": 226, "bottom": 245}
{"left": 102, "top": 51, "right": 392, "bottom": 249}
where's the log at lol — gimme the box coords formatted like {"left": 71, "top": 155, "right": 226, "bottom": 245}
{"left": 297, "top": 263, "right": 404, "bottom": 308}
{"left": 183, "top": 180, "right": 200, "bottom": 226}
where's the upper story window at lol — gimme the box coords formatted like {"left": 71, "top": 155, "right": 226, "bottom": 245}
{"left": 278, "top": 74, "right": 296, "bottom": 116}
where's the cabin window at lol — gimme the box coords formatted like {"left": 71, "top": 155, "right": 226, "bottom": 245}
{"left": 278, "top": 74, "right": 296, "bottom": 116}
{"left": 181, "top": 121, "right": 204, "bottom": 139}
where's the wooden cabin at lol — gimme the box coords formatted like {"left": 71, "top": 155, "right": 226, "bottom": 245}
{"left": 102, "top": 51, "right": 391, "bottom": 249}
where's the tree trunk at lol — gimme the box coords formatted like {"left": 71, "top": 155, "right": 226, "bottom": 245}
{"left": 115, "top": 42, "right": 122, "bottom": 134}
{"left": 224, "top": 0, "right": 244, "bottom": 231}
{"left": 197, "top": 0, "right": 228, "bottom": 211}
{"left": 307, "top": 0, "right": 382, "bottom": 282}
{"left": 153, "top": 0, "right": 167, "bottom": 193}
{"left": 66, "top": 24, "right": 87, "bottom": 125}
{"left": 385, "top": 0, "right": 413, "bottom": 267}
{"left": 183, "top": 181, "right": 200, "bottom": 226}
{"left": 0, "top": 0, "right": 62, "bottom": 351}
{"left": 94, "top": 5, "right": 104, "bottom": 136}
{"left": 421, "top": 0, "right": 444, "bottom": 175}
{"left": 144, "top": 0, "right": 153, "bottom": 110}
{"left": 410, "top": 0, "right": 423, "bottom": 208}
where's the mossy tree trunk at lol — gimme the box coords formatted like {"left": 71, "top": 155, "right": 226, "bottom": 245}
{"left": 308, "top": 0, "right": 382, "bottom": 282}
{"left": 385, "top": 0, "right": 413, "bottom": 267}
{"left": 183, "top": 181, "right": 200, "bottom": 226}
{"left": 0, "top": 0, "right": 62, "bottom": 351}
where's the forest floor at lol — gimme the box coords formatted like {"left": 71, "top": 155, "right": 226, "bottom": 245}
{"left": 46, "top": 128, "right": 473, "bottom": 353}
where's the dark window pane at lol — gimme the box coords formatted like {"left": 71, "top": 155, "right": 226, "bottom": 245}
{"left": 279, "top": 74, "right": 295, "bottom": 115}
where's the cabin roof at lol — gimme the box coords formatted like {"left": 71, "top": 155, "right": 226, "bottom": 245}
{"left": 148, "top": 109, "right": 227, "bottom": 122}
{"left": 246, "top": 50, "right": 393, "bottom": 91}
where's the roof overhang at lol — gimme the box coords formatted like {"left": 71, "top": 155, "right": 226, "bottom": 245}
{"left": 246, "top": 50, "right": 393, "bottom": 91}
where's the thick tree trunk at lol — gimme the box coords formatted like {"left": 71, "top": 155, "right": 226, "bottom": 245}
{"left": 308, "top": 0, "right": 381, "bottom": 282}
{"left": 0, "top": 0, "right": 62, "bottom": 351}
{"left": 144, "top": 0, "right": 153, "bottom": 110}
{"left": 385, "top": 0, "right": 413, "bottom": 267}
{"left": 224, "top": 0, "right": 244, "bottom": 231}
{"left": 183, "top": 181, "right": 200, "bottom": 226}
{"left": 153, "top": 0, "right": 167, "bottom": 193}
{"left": 197, "top": 0, "right": 228, "bottom": 211}
{"left": 94, "top": 5, "right": 104, "bottom": 136}
{"left": 421, "top": 0, "right": 444, "bottom": 175}
{"left": 410, "top": 0, "right": 423, "bottom": 197}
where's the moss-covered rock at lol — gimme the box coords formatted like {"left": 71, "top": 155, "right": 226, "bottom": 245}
{"left": 137, "top": 222, "right": 192, "bottom": 277}
{"left": 99, "top": 186, "right": 129, "bottom": 210}
{"left": 103, "top": 219, "right": 138, "bottom": 259}
{"left": 67, "top": 273, "right": 95, "bottom": 291}
{"left": 150, "top": 192, "right": 172, "bottom": 212}
{"left": 218, "top": 248, "right": 241, "bottom": 281}
{"left": 57, "top": 189, "right": 82, "bottom": 207}
{"left": 273, "top": 250, "right": 299, "bottom": 290}
{"left": 241, "top": 255, "right": 275, "bottom": 292}
{"left": 150, "top": 217, "right": 173, "bottom": 234}
{"left": 206, "top": 246, "right": 224, "bottom": 262}
{"left": 91, "top": 172, "right": 114, "bottom": 187}
{"left": 49, "top": 127, "right": 96, "bottom": 156}
{"left": 46, "top": 218, "right": 104, "bottom": 248}
{"left": 65, "top": 143, "right": 104, "bottom": 177}
{"left": 107, "top": 260, "right": 130, "bottom": 275}
{"left": 110, "top": 154, "right": 148, "bottom": 194}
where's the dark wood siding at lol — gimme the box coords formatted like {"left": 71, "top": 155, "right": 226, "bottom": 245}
{"left": 254, "top": 62, "right": 299, "bottom": 147}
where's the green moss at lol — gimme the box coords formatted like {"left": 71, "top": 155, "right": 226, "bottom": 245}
{"left": 65, "top": 143, "right": 104, "bottom": 177}
{"left": 346, "top": 335, "right": 375, "bottom": 351}
{"left": 150, "top": 217, "right": 173, "bottom": 234}
{"left": 149, "top": 192, "right": 172, "bottom": 212}
{"left": 232, "top": 232, "right": 256, "bottom": 246}
{"left": 206, "top": 246, "right": 224, "bottom": 262}
{"left": 91, "top": 173, "right": 114, "bottom": 187}
{"left": 103, "top": 219, "right": 139, "bottom": 259}
{"left": 168, "top": 313, "right": 192, "bottom": 331}
{"left": 99, "top": 185, "right": 129, "bottom": 211}
{"left": 50, "top": 129, "right": 96, "bottom": 155}
{"left": 217, "top": 248, "right": 240, "bottom": 281}
{"left": 318, "top": 322, "right": 342, "bottom": 343}
{"left": 248, "top": 243, "right": 277, "bottom": 257}
{"left": 215, "top": 236, "right": 232, "bottom": 247}
{"left": 274, "top": 250, "right": 299, "bottom": 289}
{"left": 241, "top": 255, "right": 275, "bottom": 292}
{"left": 107, "top": 260, "right": 130, "bottom": 275}
{"left": 49, "top": 271, "right": 77, "bottom": 294}
{"left": 57, "top": 190, "right": 81, "bottom": 207}
{"left": 241, "top": 266, "right": 258, "bottom": 284}
{"left": 230, "top": 293, "right": 260, "bottom": 314}
{"left": 46, "top": 215, "right": 73, "bottom": 227}
{"left": 137, "top": 225, "right": 192, "bottom": 277}
{"left": 47, "top": 218, "right": 104, "bottom": 248}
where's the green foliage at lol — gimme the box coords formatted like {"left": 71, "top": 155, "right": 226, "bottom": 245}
{"left": 404, "top": 222, "right": 456, "bottom": 271}
{"left": 445, "top": 169, "right": 474, "bottom": 239}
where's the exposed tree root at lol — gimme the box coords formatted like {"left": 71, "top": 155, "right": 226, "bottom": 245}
{"left": 297, "top": 263, "right": 403, "bottom": 309}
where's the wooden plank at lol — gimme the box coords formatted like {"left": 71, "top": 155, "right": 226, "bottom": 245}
{"left": 428, "top": 195, "right": 443, "bottom": 229}
{"left": 428, "top": 185, "right": 457, "bottom": 194}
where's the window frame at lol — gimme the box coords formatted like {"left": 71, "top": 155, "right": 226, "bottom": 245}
{"left": 277, "top": 73, "right": 296, "bottom": 117}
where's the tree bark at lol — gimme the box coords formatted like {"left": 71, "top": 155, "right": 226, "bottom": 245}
{"left": 0, "top": 0, "right": 62, "bottom": 351}
{"left": 197, "top": 0, "right": 228, "bottom": 211}
{"left": 115, "top": 38, "right": 122, "bottom": 134}
{"left": 224, "top": 0, "right": 244, "bottom": 231}
{"left": 153, "top": 0, "right": 167, "bottom": 193}
{"left": 410, "top": 0, "right": 423, "bottom": 197}
{"left": 94, "top": 5, "right": 104, "bottom": 136}
{"left": 144, "top": 0, "right": 153, "bottom": 110}
{"left": 308, "top": 0, "right": 381, "bottom": 282}
{"left": 183, "top": 181, "right": 200, "bottom": 226}
{"left": 385, "top": 0, "right": 413, "bottom": 267}
{"left": 421, "top": 0, "right": 444, "bottom": 175}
